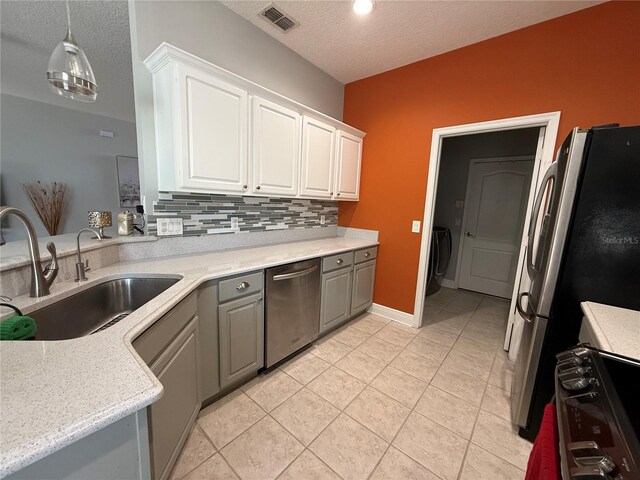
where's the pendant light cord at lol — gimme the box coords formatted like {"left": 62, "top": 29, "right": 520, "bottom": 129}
{"left": 65, "top": 0, "right": 71, "bottom": 31}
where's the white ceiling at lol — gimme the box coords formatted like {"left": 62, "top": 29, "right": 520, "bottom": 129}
{"left": 221, "top": 0, "right": 602, "bottom": 83}
{"left": 1, "top": 0, "right": 135, "bottom": 122}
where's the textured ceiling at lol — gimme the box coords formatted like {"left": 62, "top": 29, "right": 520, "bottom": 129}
{"left": 1, "top": 0, "right": 135, "bottom": 122}
{"left": 221, "top": 0, "right": 602, "bottom": 83}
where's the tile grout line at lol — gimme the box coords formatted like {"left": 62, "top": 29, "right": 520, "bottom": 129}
{"left": 455, "top": 337, "right": 502, "bottom": 480}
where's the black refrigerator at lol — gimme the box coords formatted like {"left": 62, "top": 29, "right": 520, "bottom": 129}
{"left": 511, "top": 124, "right": 640, "bottom": 440}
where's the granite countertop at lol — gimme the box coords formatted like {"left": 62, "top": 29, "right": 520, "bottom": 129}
{"left": 0, "top": 236, "right": 378, "bottom": 477}
{"left": 581, "top": 301, "right": 640, "bottom": 360}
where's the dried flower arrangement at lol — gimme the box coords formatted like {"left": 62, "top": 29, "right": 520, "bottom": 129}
{"left": 21, "top": 181, "right": 68, "bottom": 236}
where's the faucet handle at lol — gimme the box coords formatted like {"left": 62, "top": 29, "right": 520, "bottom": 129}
{"left": 43, "top": 242, "right": 59, "bottom": 286}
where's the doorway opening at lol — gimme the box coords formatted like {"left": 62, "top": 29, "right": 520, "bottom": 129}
{"left": 413, "top": 112, "right": 561, "bottom": 354}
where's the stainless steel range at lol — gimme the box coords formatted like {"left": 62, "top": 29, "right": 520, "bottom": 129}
{"left": 555, "top": 345, "right": 640, "bottom": 479}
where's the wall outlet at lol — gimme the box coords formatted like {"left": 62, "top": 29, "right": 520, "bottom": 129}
{"left": 412, "top": 220, "right": 421, "bottom": 233}
{"left": 320, "top": 215, "right": 326, "bottom": 225}
{"left": 157, "top": 218, "right": 183, "bottom": 236}
{"left": 455, "top": 200, "right": 464, "bottom": 209}
{"left": 230, "top": 217, "right": 239, "bottom": 231}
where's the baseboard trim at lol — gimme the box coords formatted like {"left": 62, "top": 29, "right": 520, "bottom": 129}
{"left": 368, "top": 303, "right": 416, "bottom": 327}
{"left": 441, "top": 279, "right": 457, "bottom": 289}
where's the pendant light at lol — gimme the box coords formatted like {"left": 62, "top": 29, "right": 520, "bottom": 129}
{"left": 46, "top": 0, "right": 97, "bottom": 102}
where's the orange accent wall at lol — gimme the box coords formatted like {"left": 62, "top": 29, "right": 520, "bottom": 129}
{"left": 341, "top": 1, "right": 640, "bottom": 314}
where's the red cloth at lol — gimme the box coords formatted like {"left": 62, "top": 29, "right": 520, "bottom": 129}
{"left": 525, "top": 403, "right": 561, "bottom": 480}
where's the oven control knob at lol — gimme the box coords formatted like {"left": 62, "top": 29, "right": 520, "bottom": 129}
{"left": 569, "top": 466, "right": 613, "bottom": 479}
{"left": 558, "top": 357, "right": 583, "bottom": 371}
{"left": 559, "top": 369, "right": 591, "bottom": 391}
{"left": 557, "top": 347, "right": 589, "bottom": 363}
{"left": 569, "top": 442, "right": 616, "bottom": 474}
{"left": 561, "top": 376, "right": 591, "bottom": 391}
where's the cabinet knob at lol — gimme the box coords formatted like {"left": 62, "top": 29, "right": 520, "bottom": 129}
{"left": 243, "top": 185, "right": 247, "bottom": 189}
{"left": 330, "top": 192, "right": 334, "bottom": 195}
{"left": 336, "top": 258, "right": 343, "bottom": 265}
{"left": 364, "top": 252, "right": 371, "bottom": 258}
{"left": 236, "top": 281, "right": 250, "bottom": 290}
{"left": 336, "top": 193, "right": 340, "bottom": 196}
{"left": 256, "top": 185, "right": 261, "bottom": 190}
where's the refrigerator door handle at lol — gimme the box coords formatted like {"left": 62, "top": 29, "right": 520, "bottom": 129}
{"left": 516, "top": 292, "right": 535, "bottom": 323}
{"left": 527, "top": 162, "right": 558, "bottom": 278}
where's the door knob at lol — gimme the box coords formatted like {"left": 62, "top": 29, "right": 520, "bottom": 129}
{"left": 466, "top": 232, "right": 475, "bottom": 238}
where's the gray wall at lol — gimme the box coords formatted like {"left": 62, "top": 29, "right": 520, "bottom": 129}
{"left": 128, "top": 0, "right": 345, "bottom": 215}
{"left": 0, "top": 94, "right": 138, "bottom": 241}
{"left": 434, "top": 128, "right": 541, "bottom": 281}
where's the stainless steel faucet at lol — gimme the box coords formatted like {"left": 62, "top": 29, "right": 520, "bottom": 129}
{"left": 75, "top": 228, "right": 103, "bottom": 282}
{"left": 0, "top": 206, "right": 59, "bottom": 297}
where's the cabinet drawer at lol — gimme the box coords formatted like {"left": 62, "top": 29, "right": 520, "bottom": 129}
{"left": 219, "top": 271, "right": 264, "bottom": 303}
{"left": 354, "top": 247, "right": 377, "bottom": 264}
{"left": 134, "top": 292, "right": 197, "bottom": 366}
{"left": 322, "top": 251, "right": 354, "bottom": 273}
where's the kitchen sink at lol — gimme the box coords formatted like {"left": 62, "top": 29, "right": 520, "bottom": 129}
{"left": 29, "top": 276, "right": 182, "bottom": 340}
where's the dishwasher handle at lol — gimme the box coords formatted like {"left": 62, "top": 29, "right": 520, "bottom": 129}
{"left": 272, "top": 265, "right": 318, "bottom": 281}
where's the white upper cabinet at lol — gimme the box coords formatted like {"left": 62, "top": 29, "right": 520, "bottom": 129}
{"left": 145, "top": 44, "right": 365, "bottom": 201}
{"left": 334, "top": 131, "right": 363, "bottom": 201}
{"left": 180, "top": 65, "right": 249, "bottom": 193}
{"left": 300, "top": 116, "right": 335, "bottom": 199}
{"left": 150, "top": 59, "right": 249, "bottom": 194}
{"left": 251, "top": 97, "right": 300, "bottom": 197}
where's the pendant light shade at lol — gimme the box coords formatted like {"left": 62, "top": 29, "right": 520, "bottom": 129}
{"left": 46, "top": 1, "right": 97, "bottom": 102}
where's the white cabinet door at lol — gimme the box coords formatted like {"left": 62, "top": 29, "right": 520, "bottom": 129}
{"left": 334, "top": 131, "right": 363, "bottom": 201}
{"left": 300, "top": 116, "right": 335, "bottom": 198}
{"left": 178, "top": 64, "right": 249, "bottom": 193}
{"left": 251, "top": 97, "right": 301, "bottom": 197}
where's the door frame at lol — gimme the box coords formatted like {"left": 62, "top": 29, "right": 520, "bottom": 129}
{"left": 413, "top": 112, "right": 561, "bottom": 331}
{"left": 453, "top": 155, "right": 535, "bottom": 293}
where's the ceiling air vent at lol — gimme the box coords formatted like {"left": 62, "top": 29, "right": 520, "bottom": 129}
{"left": 259, "top": 4, "right": 298, "bottom": 33}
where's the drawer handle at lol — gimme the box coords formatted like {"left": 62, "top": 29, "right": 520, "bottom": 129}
{"left": 336, "top": 259, "right": 343, "bottom": 265}
{"left": 236, "top": 281, "right": 250, "bottom": 290}
{"left": 364, "top": 252, "right": 371, "bottom": 258}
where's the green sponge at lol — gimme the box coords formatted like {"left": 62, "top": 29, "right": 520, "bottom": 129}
{"left": 0, "top": 304, "right": 37, "bottom": 340}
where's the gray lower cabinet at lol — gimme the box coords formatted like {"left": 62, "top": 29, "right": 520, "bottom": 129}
{"left": 351, "top": 260, "right": 376, "bottom": 316}
{"left": 148, "top": 319, "right": 199, "bottom": 480}
{"left": 133, "top": 293, "right": 200, "bottom": 480}
{"left": 319, "top": 267, "right": 353, "bottom": 333}
{"left": 197, "top": 281, "right": 220, "bottom": 401}
{"left": 5, "top": 411, "right": 150, "bottom": 480}
{"left": 219, "top": 292, "right": 264, "bottom": 388}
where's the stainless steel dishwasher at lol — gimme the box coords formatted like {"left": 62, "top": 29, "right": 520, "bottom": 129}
{"left": 265, "top": 258, "right": 320, "bottom": 367}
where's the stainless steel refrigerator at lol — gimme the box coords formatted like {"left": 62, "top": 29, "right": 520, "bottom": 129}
{"left": 511, "top": 124, "right": 640, "bottom": 440}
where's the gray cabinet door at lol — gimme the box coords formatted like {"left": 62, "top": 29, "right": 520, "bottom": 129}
{"left": 149, "top": 318, "right": 199, "bottom": 480}
{"left": 320, "top": 268, "right": 353, "bottom": 333}
{"left": 197, "top": 281, "right": 220, "bottom": 401}
{"left": 351, "top": 260, "right": 376, "bottom": 316}
{"left": 219, "top": 292, "right": 264, "bottom": 388}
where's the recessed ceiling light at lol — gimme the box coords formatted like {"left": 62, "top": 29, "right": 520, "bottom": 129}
{"left": 353, "top": 0, "right": 374, "bottom": 16}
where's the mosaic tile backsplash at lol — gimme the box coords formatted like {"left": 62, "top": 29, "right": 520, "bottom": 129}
{"left": 148, "top": 192, "right": 338, "bottom": 236}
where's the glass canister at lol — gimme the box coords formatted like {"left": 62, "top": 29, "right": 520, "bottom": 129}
{"left": 118, "top": 211, "right": 134, "bottom": 236}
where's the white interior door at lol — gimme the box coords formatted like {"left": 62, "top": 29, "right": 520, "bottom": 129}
{"left": 458, "top": 157, "right": 534, "bottom": 298}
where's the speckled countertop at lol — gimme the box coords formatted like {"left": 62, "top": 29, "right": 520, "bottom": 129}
{"left": 0, "top": 236, "right": 377, "bottom": 478}
{"left": 581, "top": 302, "right": 640, "bottom": 360}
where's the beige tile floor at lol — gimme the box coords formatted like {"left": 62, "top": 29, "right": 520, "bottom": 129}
{"left": 169, "top": 288, "right": 530, "bottom": 480}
